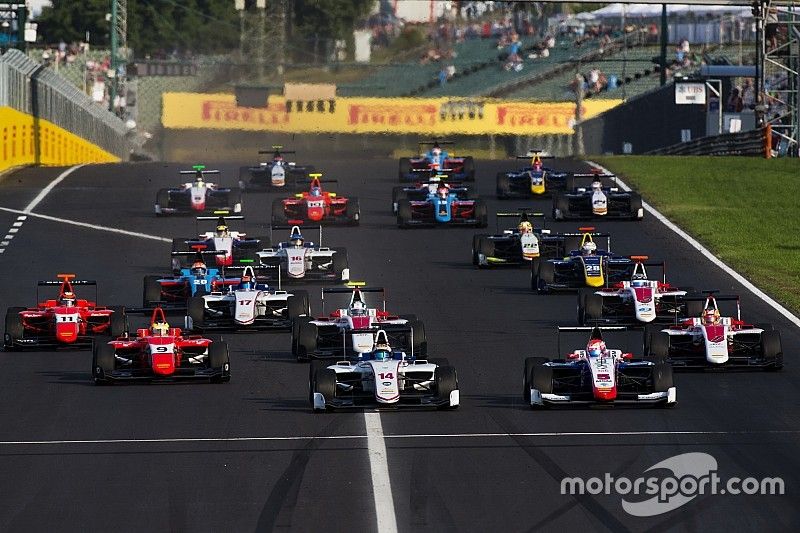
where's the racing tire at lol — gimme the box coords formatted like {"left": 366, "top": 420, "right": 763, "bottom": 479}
{"left": 4, "top": 307, "right": 25, "bottom": 349}
{"left": 472, "top": 234, "right": 488, "bottom": 266}
{"left": 92, "top": 340, "right": 116, "bottom": 385}
{"left": 533, "top": 262, "right": 555, "bottom": 293}
{"left": 583, "top": 293, "right": 604, "bottom": 323}
{"left": 523, "top": 356, "right": 550, "bottom": 403}
{"left": 435, "top": 366, "right": 459, "bottom": 409}
{"left": 651, "top": 363, "right": 674, "bottom": 403}
{"left": 496, "top": 172, "right": 511, "bottom": 199}
{"left": 287, "top": 290, "right": 310, "bottom": 320}
{"left": 526, "top": 357, "right": 553, "bottom": 408}
{"left": 462, "top": 156, "right": 475, "bottom": 181}
{"left": 208, "top": 341, "right": 231, "bottom": 383}
{"left": 155, "top": 188, "right": 170, "bottom": 216}
{"left": 187, "top": 297, "right": 206, "bottom": 330}
{"left": 553, "top": 194, "right": 569, "bottom": 221}
{"left": 629, "top": 193, "right": 644, "bottom": 220}
{"left": 308, "top": 359, "right": 330, "bottom": 403}
{"left": 271, "top": 198, "right": 288, "bottom": 226}
{"left": 760, "top": 330, "right": 783, "bottom": 370}
{"left": 473, "top": 199, "right": 488, "bottom": 228}
{"left": 397, "top": 200, "right": 413, "bottom": 228}
{"left": 143, "top": 275, "right": 162, "bottom": 308}
{"left": 647, "top": 332, "right": 671, "bottom": 363}
{"left": 391, "top": 186, "right": 407, "bottom": 214}
{"left": 229, "top": 188, "right": 243, "bottom": 213}
{"left": 398, "top": 158, "right": 412, "bottom": 181}
{"left": 109, "top": 306, "right": 128, "bottom": 337}
{"left": 477, "top": 236, "right": 495, "bottom": 268}
{"left": 313, "top": 369, "right": 337, "bottom": 410}
{"left": 332, "top": 248, "right": 349, "bottom": 281}
{"left": 346, "top": 198, "right": 361, "bottom": 226}
{"left": 297, "top": 322, "right": 318, "bottom": 362}
{"left": 409, "top": 320, "right": 427, "bottom": 356}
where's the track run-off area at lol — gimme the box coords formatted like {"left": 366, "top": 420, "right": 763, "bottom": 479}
{"left": 0, "top": 159, "right": 797, "bottom": 532}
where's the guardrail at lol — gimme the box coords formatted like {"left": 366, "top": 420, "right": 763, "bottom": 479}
{"left": 646, "top": 127, "right": 768, "bottom": 157}
{"left": 0, "top": 49, "right": 132, "bottom": 161}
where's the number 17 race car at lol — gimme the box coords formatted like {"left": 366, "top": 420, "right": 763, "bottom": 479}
{"left": 5, "top": 274, "right": 127, "bottom": 350}
{"left": 524, "top": 326, "right": 676, "bottom": 408}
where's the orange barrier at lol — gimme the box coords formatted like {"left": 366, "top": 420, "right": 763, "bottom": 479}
{"left": 162, "top": 93, "right": 622, "bottom": 135}
{"left": 0, "top": 106, "right": 119, "bottom": 173}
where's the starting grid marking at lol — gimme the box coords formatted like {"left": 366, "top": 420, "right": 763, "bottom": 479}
{"left": 1, "top": 429, "right": 798, "bottom": 447}
{"left": 0, "top": 215, "right": 26, "bottom": 254}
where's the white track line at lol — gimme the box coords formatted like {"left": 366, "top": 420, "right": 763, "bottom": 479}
{"left": 24, "top": 164, "right": 85, "bottom": 213}
{"left": 587, "top": 161, "right": 800, "bottom": 329}
{"left": 1, "top": 429, "right": 797, "bottom": 446}
{"left": 364, "top": 412, "right": 399, "bottom": 533}
{"left": 0, "top": 207, "right": 170, "bottom": 243}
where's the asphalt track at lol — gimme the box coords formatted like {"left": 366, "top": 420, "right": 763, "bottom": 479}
{"left": 0, "top": 158, "right": 798, "bottom": 532}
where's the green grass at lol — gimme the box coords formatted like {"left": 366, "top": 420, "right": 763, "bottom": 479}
{"left": 592, "top": 155, "right": 800, "bottom": 313}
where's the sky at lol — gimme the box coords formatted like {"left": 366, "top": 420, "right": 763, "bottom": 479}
{"left": 28, "top": 1, "right": 51, "bottom": 17}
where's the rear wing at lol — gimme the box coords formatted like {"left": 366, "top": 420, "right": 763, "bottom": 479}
{"left": 629, "top": 256, "right": 666, "bottom": 284}
{"left": 417, "top": 140, "right": 454, "bottom": 146}
{"left": 268, "top": 224, "right": 323, "bottom": 246}
{"left": 562, "top": 227, "right": 611, "bottom": 252}
{"left": 196, "top": 215, "right": 244, "bottom": 221}
{"left": 681, "top": 291, "right": 741, "bottom": 321}
{"left": 179, "top": 169, "right": 220, "bottom": 175}
{"left": 321, "top": 285, "right": 386, "bottom": 315}
{"left": 495, "top": 210, "right": 546, "bottom": 232}
{"left": 259, "top": 149, "right": 296, "bottom": 155}
{"left": 170, "top": 250, "right": 228, "bottom": 257}
{"left": 37, "top": 280, "right": 96, "bottom": 286}
{"left": 556, "top": 326, "right": 637, "bottom": 357}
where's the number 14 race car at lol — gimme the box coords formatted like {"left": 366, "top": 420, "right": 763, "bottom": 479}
{"left": 5, "top": 274, "right": 127, "bottom": 350}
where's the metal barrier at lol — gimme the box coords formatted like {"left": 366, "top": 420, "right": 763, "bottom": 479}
{"left": 647, "top": 128, "right": 767, "bottom": 156}
{"left": 0, "top": 49, "right": 131, "bottom": 161}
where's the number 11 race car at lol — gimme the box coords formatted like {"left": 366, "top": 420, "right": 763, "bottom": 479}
{"left": 271, "top": 175, "right": 360, "bottom": 226}
{"left": 524, "top": 327, "right": 676, "bottom": 408}
{"left": 5, "top": 274, "right": 127, "bottom": 350}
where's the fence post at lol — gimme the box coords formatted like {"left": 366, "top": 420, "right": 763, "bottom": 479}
{"left": 764, "top": 124, "right": 772, "bottom": 158}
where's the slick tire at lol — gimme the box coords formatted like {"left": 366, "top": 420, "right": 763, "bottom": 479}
{"left": 93, "top": 340, "right": 116, "bottom": 385}
{"left": 4, "top": 307, "right": 25, "bottom": 349}
{"left": 155, "top": 189, "right": 170, "bottom": 215}
{"left": 583, "top": 294, "right": 604, "bottom": 322}
{"left": 525, "top": 357, "right": 553, "bottom": 407}
{"left": 287, "top": 290, "right": 310, "bottom": 320}
{"left": 187, "top": 297, "right": 206, "bottom": 330}
{"left": 647, "top": 331, "right": 671, "bottom": 363}
{"left": 208, "top": 341, "right": 231, "bottom": 383}
{"left": 462, "top": 156, "right": 476, "bottom": 181}
{"left": 477, "top": 236, "right": 495, "bottom": 269}
{"left": 398, "top": 158, "right": 412, "bottom": 181}
{"left": 297, "top": 322, "right": 318, "bottom": 362}
{"left": 435, "top": 366, "right": 459, "bottom": 409}
{"left": 313, "top": 369, "right": 337, "bottom": 409}
{"left": 472, "top": 234, "right": 488, "bottom": 266}
{"left": 652, "top": 363, "right": 675, "bottom": 408}
{"left": 346, "top": 198, "right": 361, "bottom": 226}
{"left": 332, "top": 248, "right": 349, "bottom": 280}
{"left": 392, "top": 187, "right": 407, "bottom": 214}
{"left": 397, "top": 200, "right": 413, "bottom": 228}
{"left": 474, "top": 199, "right": 488, "bottom": 228}
{"left": 760, "top": 330, "right": 783, "bottom": 370}
{"left": 534, "top": 262, "right": 555, "bottom": 293}
{"left": 410, "top": 320, "right": 427, "bottom": 356}
{"left": 109, "top": 306, "right": 128, "bottom": 337}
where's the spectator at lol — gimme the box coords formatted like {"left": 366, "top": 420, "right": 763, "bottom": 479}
{"left": 742, "top": 79, "right": 756, "bottom": 109}
{"left": 726, "top": 87, "right": 743, "bottom": 112}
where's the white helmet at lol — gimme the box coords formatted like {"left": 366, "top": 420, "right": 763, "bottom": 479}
{"left": 351, "top": 300, "right": 367, "bottom": 316}
{"left": 592, "top": 180, "right": 603, "bottom": 191}
{"left": 581, "top": 241, "right": 597, "bottom": 255}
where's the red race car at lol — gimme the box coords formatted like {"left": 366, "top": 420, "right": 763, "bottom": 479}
{"left": 271, "top": 174, "right": 360, "bottom": 226}
{"left": 4, "top": 274, "right": 128, "bottom": 350}
{"left": 92, "top": 307, "right": 231, "bottom": 384}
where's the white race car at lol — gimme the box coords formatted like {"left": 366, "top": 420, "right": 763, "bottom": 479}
{"left": 256, "top": 225, "right": 348, "bottom": 282}
{"left": 183, "top": 266, "right": 309, "bottom": 331}
{"left": 310, "top": 330, "right": 459, "bottom": 411}
{"left": 155, "top": 166, "right": 243, "bottom": 216}
{"left": 524, "top": 327, "right": 676, "bottom": 408}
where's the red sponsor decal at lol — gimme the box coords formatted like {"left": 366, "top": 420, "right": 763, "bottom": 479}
{"left": 347, "top": 104, "right": 437, "bottom": 127}
{"left": 201, "top": 100, "right": 290, "bottom": 126}
{"left": 495, "top": 104, "right": 577, "bottom": 129}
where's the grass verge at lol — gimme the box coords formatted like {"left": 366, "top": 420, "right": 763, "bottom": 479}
{"left": 592, "top": 155, "right": 800, "bottom": 314}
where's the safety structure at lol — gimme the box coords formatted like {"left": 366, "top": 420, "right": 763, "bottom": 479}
{"left": 0, "top": 49, "right": 132, "bottom": 172}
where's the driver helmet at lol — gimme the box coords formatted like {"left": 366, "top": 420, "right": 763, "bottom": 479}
{"left": 290, "top": 232, "right": 304, "bottom": 247}
{"left": 587, "top": 339, "right": 606, "bottom": 357}
{"left": 703, "top": 308, "right": 720, "bottom": 325}
{"left": 533, "top": 158, "right": 542, "bottom": 171}
{"left": 216, "top": 223, "right": 229, "bottom": 237}
{"left": 592, "top": 180, "right": 603, "bottom": 191}
{"left": 60, "top": 291, "right": 76, "bottom": 307}
{"left": 632, "top": 279, "right": 647, "bottom": 288}
{"left": 437, "top": 185, "right": 450, "bottom": 199}
{"left": 240, "top": 274, "right": 254, "bottom": 290}
{"left": 373, "top": 342, "right": 392, "bottom": 362}
{"left": 431, "top": 146, "right": 442, "bottom": 157}
{"left": 151, "top": 321, "right": 170, "bottom": 336}
{"left": 310, "top": 186, "right": 322, "bottom": 197}
{"left": 191, "top": 261, "right": 207, "bottom": 276}
{"left": 351, "top": 300, "right": 367, "bottom": 317}
{"left": 581, "top": 241, "right": 597, "bottom": 256}
{"left": 518, "top": 221, "right": 533, "bottom": 234}
{"left": 194, "top": 175, "right": 205, "bottom": 185}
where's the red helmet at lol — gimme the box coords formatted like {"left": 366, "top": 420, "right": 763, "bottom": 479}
{"left": 61, "top": 291, "right": 76, "bottom": 307}
{"left": 587, "top": 339, "right": 606, "bottom": 357}
{"left": 191, "top": 261, "right": 207, "bottom": 276}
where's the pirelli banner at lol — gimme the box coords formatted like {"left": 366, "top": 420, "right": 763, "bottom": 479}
{"left": 162, "top": 93, "right": 621, "bottom": 136}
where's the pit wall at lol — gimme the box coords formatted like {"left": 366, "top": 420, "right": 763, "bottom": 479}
{"left": 0, "top": 106, "right": 119, "bottom": 173}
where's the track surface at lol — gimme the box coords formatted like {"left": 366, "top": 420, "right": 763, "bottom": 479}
{"left": 0, "top": 159, "right": 797, "bottom": 532}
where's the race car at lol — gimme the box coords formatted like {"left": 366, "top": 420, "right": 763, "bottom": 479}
{"left": 292, "top": 284, "right": 425, "bottom": 362}
{"left": 4, "top": 273, "right": 128, "bottom": 350}
{"left": 255, "top": 225, "right": 349, "bottom": 283}
{"left": 523, "top": 326, "right": 676, "bottom": 408}
{"left": 396, "top": 177, "right": 487, "bottom": 228}
{"left": 531, "top": 228, "right": 634, "bottom": 292}
{"left": 472, "top": 210, "right": 580, "bottom": 268}
{"left": 184, "top": 266, "right": 310, "bottom": 331}
{"left": 92, "top": 307, "right": 230, "bottom": 384}
{"left": 143, "top": 252, "right": 240, "bottom": 310}
{"left": 155, "top": 165, "right": 242, "bottom": 216}
{"left": 171, "top": 215, "right": 270, "bottom": 271}
{"left": 271, "top": 174, "right": 360, "bottom": 226}
{"left": 552, "top": 174, "right": 643, "bottom": 221}
{"left": 578, "top": 257, "right": 695, "bottom": 325}
{"left": 496, "top": 151, "right": 570, "bottom": 199}
{"left": 310, "top": 329, "right": 459, "bottom": 411}
{"left": 391, "top": 175, "right": 473, "bottom": 214}
{"left": 398, "top": 140, "right": 475, "bottom": 182}
{"left": 646, "top": 293, "right": 783, "bottom": 370}
{"left": 238, "top": 145, "right": 315, "bottom": 190}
